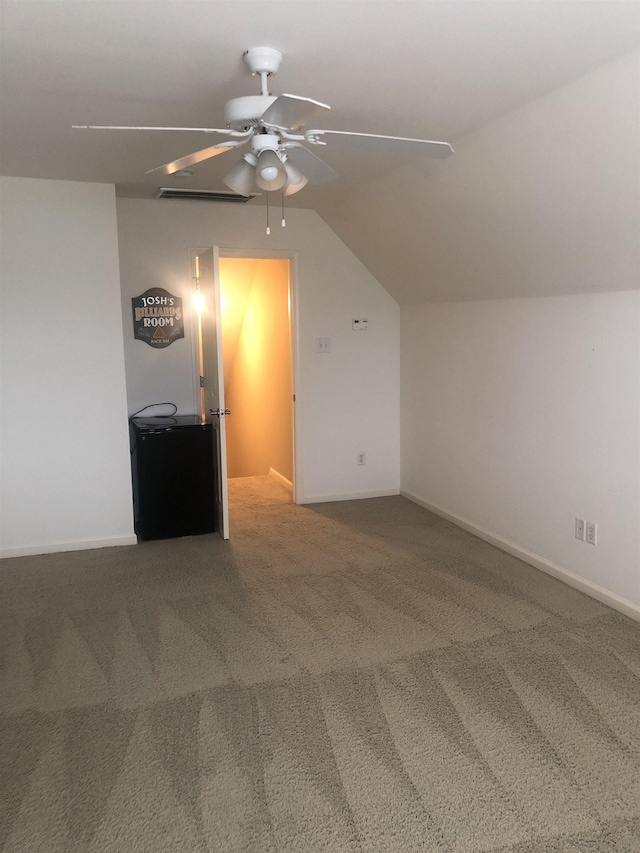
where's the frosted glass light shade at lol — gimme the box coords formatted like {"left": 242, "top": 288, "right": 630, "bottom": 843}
{"left": 284, "top": 160, "right": 308, "bottom": 196}
{"left": 223, "top": 156, "right": 256, "bottom": 196}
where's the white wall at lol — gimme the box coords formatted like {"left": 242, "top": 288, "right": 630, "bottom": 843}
{"left": 0, "top": 177, "right": 135, "bottom": 556}
{"left": 393, "top": 53, "right": 640, "bottom": 617}
{"left": 401, "top": 291, "right": 640, "bottom": 615}
{"left": 116, "top": 200, "right": 400, "bottom": 504}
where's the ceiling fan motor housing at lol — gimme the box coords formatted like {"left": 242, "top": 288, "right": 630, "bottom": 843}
{"left": 224, "top": 95, "right": 277, "bottom": 130}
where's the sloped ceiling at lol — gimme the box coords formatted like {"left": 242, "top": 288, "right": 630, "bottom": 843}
{"left": 322, "top": 51, "right": 640, "bottom": 302}
{"left": 1, "top": 1, "right": 638, "bottom": 301}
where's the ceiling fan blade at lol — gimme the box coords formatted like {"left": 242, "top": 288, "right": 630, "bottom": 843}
{"left": 260, "top": 95, "right": 330, "bottom": 131}
{"left": 285, "top": 145, "right": 338, "bottom": 184}
{"left": 72, "top": 125, "right": 248, "bottom": 137}
{"left": 306, "top": 129, "right": 453, "bottom": 158}
{"left": 145, "top": 139, "right": 249, "bottom": 176}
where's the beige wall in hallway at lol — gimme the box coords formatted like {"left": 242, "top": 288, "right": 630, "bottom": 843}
{"left": 220, "top": 258, "right": 293, "bottom": 482}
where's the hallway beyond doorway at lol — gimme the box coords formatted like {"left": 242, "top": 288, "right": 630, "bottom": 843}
{"left": 219, "top": 257, "right": 294, "bottom": 499}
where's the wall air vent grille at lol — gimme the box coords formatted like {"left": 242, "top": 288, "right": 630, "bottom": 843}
{"left": 155, "top": 188, "right": 259, "bottom": 203}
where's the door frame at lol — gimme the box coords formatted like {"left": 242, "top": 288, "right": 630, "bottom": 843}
{"left": 189, "top": 246, "right": 230, "bottom": 537}
{"left": 189, "top": 246, "right": 302, "bottom": 505}
{"left": 188, "top": 245, "right": 210, "bottom": 417}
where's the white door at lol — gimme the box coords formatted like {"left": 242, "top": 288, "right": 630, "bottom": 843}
{"left": 197, "top": 247, "right": 230, "bottom": 539}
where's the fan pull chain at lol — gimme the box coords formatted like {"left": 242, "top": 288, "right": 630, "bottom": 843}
{"left": 266, "top": 192, "right": 270, "bottom": 236}
{"left": 281, "top": 188, "right": 286, "bottom": 228}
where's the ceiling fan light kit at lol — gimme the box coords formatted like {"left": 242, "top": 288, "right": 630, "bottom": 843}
{"left": 73, "top": 46, "right": 453, "bottom": 232}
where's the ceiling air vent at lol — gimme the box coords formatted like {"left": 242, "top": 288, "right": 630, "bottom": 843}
{"left": 155, "top": 188, "right": 259, "bottom": 203}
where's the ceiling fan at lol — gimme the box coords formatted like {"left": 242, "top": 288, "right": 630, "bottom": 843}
{"left": 74, "top": 46, "right": 453, "bottom": 198}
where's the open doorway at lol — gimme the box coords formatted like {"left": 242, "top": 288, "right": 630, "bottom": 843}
{"left": 218, "top": 256, "right": 294, "bottom": 509}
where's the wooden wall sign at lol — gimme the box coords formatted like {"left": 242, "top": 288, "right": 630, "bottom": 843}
{"left": 132, "top": 288, "right": 184, "bottom": 348}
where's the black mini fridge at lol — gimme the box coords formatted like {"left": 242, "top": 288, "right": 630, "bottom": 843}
{"left": 129, "top": 415, "right": 216, "bottom": 540}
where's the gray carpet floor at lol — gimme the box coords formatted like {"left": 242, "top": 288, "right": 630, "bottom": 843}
{"left": 1, "top": 480, "right": 639, "bottom": 852}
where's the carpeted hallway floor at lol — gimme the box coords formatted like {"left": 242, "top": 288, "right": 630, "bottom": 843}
{"left": 1, "top": 483, "right": 639, "bottom": 852}
{"left": 227, "top": 473, "right": 292, "bottom": 507}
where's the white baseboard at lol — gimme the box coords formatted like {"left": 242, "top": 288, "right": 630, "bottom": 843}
{"left": 401, "top": 489, "right": 640, "bottom": 623}
{"left": 269, "top": 467, "right": 292, "bottom": 492}
{"left": 303, "top": 488, "right": 400, "bottom": 505}
{"left": 0, "top": 534, "right": 138, "bottom": 560}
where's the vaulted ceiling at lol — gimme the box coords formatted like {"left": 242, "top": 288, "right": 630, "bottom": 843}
{"left": 2, "top": 1, "right": 638, "bottom": 301}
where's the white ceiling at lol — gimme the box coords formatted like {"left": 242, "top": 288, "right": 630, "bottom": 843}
{"left": 1, "top": 0, "right": 637, "bottom": 202}
{"left": 2, "top": 1, "right": 638, "bottom": 302}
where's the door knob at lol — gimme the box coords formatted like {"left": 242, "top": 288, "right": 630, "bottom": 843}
{"left": 209, "top": 408, "right": 231, "bottom": 416}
